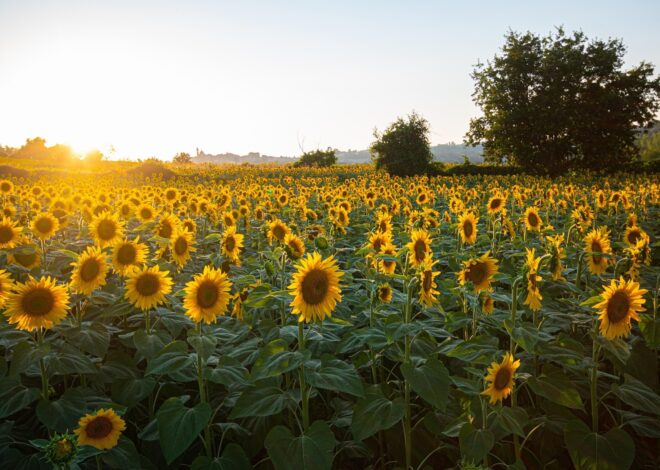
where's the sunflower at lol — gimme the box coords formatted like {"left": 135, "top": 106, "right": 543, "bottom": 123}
{"left": 377, "top": 283, "right": 393, "bottom": 303}
{"left": 30, "top": 212, "right": 60, "bottom": 240}
{"left": 0, "top": 269, "right": 14, "bottom": 308}
{"left": 419, "top": 256, "right": 440, "bottom": 306}
{"left": 583, "top": 227, "right": 611, "bottom": 275}
{"left": 125, "top": 265, "right": 173, "bottom": 310}
{"left": 406, "top": 229, "right": 432, "bottom": 268}
{"left": 289, "top": 252, "right": 343, "bottom": 323}
{"left": 523, "top": 248, "right": 542, "bottom": 311}
{"left": 482, "top": 352, "right": 521, "bottom": 404}
{"left": 523, "top": 207, "right": 542, "bottom": 232}
{"left": 457, "top": 252, "right": 499, "bottom": 293}
{"left": 4, "top": 276, "right": 70, "bottom": 331}
{"left": 70, "top": 246, "right": 108, "bottom": 296}
{"left": 74, "top": 408, "right": 126, "bottom": 450}
{"left": 89, "top": 211, "right": 124, "bottom": 248}
{"left": 111, "top": 237, "right": 148, "bottom": 275}
{"left": 221, "top": 226, "right": 244, "bottom": 265}
{"left": 0, "top": 216, "right": 23, "bottom": 249}
{"left": 136, "top": 204, "right": 156, "bottom": 223}
{"left": 367, "top": 230, "right": 392, "bottom": 256}
{"left": 482, "top": 292, "right": 494, "bottom": 314}
{"left": 267, "top": 218, "right": 290, "bottom": 244}
{"left": 170, "top": 229, "right": 196, "bottom": 267}
{"left": 284, "top": 233, "right": 305, "bottom": 259}
{"left": 487, "top": 195, "right": 506, "bottom": 215}
{"left": 0, "top": 179, "right": 13, "bottom": 194}
{"left": 623, "top": 225, "right": 646, "bottom": 247}
{"left": 546, "top": 234, "right": 566, "bottom": 281}
{"left": 593, "top": 277, "right": 647, "bottom": 340}
{"left": 8, "top": 239, "right": 42, "bottom": 270}
{"left": 377, "top": 242, "right": 398, "bottom": 274}
{"left": 183, "top": 265, "right": 232, "bottom": 324}
{"left": 457, "top": 212, "right": 478, "bottom": 245}
{"left": 155, "top": 213, "right": 180, "bottom": 240}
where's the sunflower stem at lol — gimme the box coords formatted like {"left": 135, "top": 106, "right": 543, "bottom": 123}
{"left": 575, "top": 251, "right": 586, "bottom": 290}
{"left": 37, "top": 328, "right": 49, "bottom": 400}
{"left": 509, "top": 277, "right": 522, "bottom": 355}
{"left": 590, "top": 324, "right": 600, "bottom": 433}
{"left": 196, "top": 322, "right": 213, "bottom": 457}
{"left": 403, "top": 277, "right": 413, "bottom": 470}
{"left": 298, "top": 321, "right": 309, "bottom": 432}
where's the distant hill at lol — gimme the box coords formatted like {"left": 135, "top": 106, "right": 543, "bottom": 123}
{"left": 192, "top": 143, "right": 483, "bottom": 165}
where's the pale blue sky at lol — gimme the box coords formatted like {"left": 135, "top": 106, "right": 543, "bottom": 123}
{"left": 1, "top": 0, "right": 658, "bottom": 159}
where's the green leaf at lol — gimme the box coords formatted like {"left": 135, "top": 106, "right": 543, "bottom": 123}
{"left": 229, "top": 386, "right": 297, "bottom": 419}
{"left": 564, "top": 419, "right": 635, "bottom": 470}
{"left": 145, "top": 341, "right": 194, "bottom": 376}
{"left": 133, "top": 329, "right": 168, "bottom": 360}
{"left": 36, "top": 388, "right": 86, "bottom": 432}
{"left": 47, "top": 351, "right": 98, "bottom": 375}
{"left": 459, "top": 422, "right": 495, "bottom": 464}
{"left": 352, "top": 386, "right": 405, "bottom": 441}
{"left": 528, "top": 367, "right": 583, "bottom": 409}
{"left": 443, "top": 336, "right": 499, "bottom": 364}
{"left": 611, "top": 374, "right": 660, "bottom": 416}
{"left": 305, "top": 355, "right": 364, "bottom": 398}
{"left": 157, "top": 397, "right": 212, "bottom": 465}
{"left": 494, "top": 407, "right": 528, "bottom": 438}
{"left": 401, "top": 358, "right": 450, "bottom": 411}
{"left": 640, "top": 316, "right": 660, "bottom": 349}
{"left": 64, "top": 322, "right": 110, "bottom": 357}
{"left": 265, "top": 421, "right": 336, "bottom": 470}
{"left": 0, "top": 380, "right": 40, "bottom": 419}
{"left": 188, "top": 331, "right": 218, "bottom": 361}
{"left": 111, "top": 377, "right": 157, "bottom": 408}
{"left": 9, "top": 341, "right": 44, "bottom": 376}
{"left": 102, "top": 436, "right": 140, "bottom": 468}
{"left": 251, "top": 339, "right": 305, "bottom": 380}
{"left": 207, "top": 356, "right": 250, "bottom": 388}
{"left": 191, "top": 444, "right": 251, "bottom": 470}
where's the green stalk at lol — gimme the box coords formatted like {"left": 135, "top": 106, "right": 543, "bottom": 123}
{"left": 298, "top": 322, "right": 309, "bottom": 432}
{"left": 575, "top": 251, "right": 586, "bottom": 290}
{"left": 590, "top": 322, "right": 600, "bottom": 433}
{"left": 508, "top": 277, "right": 522, "bottom": 461}
{"left": 37, "top": 328, "right": 49, "bottom": 400}
{"left": 403, "top": 277, "right": 414, "bottom": 470}
{"left": 144, "top": 309, "right": 151, "bottom": 333}
{"left": 196, "top": 323, "right": 213, "bottom": 456}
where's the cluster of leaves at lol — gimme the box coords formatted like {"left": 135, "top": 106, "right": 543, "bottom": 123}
{"left": 293, "top": 149, "right": 337, "bottom": 168}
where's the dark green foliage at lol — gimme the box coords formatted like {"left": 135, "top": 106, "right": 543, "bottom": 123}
{"left": 173, "top": 152, "right": 192, "bottom": 164}
{"left": 466, "top": 28, "right": 660, "bottom": 175}
{"left": 293, "top": 148, "right": 337, "bottom": 168}
{"left": 370, "top": 112, "right": 433, "bottom": 176}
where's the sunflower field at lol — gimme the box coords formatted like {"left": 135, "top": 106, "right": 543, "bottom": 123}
{"left": 0, "top": 166, "right": 658, "bottom": 469}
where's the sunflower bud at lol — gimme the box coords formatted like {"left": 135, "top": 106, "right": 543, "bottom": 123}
{"left": 264, "top": 261, "right": 275, "bottom": 276}
{"left": 45, "top": 432, "right": 77, "bottom": 467}
{"left": 314, "top": 236, "right": 329, "bottom": 250}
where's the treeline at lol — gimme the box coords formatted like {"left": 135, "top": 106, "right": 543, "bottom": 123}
{"left": 0, "top": 137, "right": 104, "bottom": 163}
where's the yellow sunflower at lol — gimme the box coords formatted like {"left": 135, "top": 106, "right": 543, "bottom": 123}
{"left": 481, "top": 352, "right": 521, "bottom": 404}
{"left": 30, "top": 212, "right": 60, "bottom": 240}
{"left": 487, "top": 195, "right": 506, "bottom": 215}
{"left": 4, "top": 276, "right": 70, "bottom": 331}
{"left": 170, "top": 229, "right": 196, "bottom": 267}
{"left": 593, "top": 277, "right": 647, "bottom": 340}
{"left": 111, "top": 237, "right": 148, "bottom": 275}
{"left": 584, "top": 227, "right": 611, "bottom": 275}
{"left": 289, "top": 252, "right": 343, "bottom": 323}
{"left": 377, "top": 283, "right": 393, "bottom": 303}
{"left": 367, "top": 230, "right": 392, "bottom": 256}
{"left": 457, "top": 212, "right": 478, "bottom": 245}
{"left": 89, "top": 211, "right": 124, "bottom": 248}
{"left": 221, "top": 226, "right": 244, "bottom": 265}
{"left": 457, "top": 252, "right": 499, "bottom": 293}
{"left": 419, "top": 256, "right": 440, "bottom": 306}
{"left": 183, "top": 265, "right": 232, "bottom": 324}
{"left": 8, "top": 239, "right": 42, "bottom": 270}
{"left": 136, "top": 204, "right": 156, "bottom": 223}
{"left": 0, "top": 269, "right": 14, "bottom": 308}
{"left": 284, "top": 233, "right": 305, "bottom": 259}
{"left": 523, "top": 206, "right": 542, "bottom": 232}
{"left": 378, "top": 242, "right": 398, "bottom": 275}
{"left": 125, "top": 265, "right": 173, "bottom": 310}
{"left": 482, "top": 292, "right": 494, "bottom": 314}
{"left": 0, "top": 216, "right": 23, "bottom": 249}
{"left": 406, "top": 229, "right": 432, "bottom": 268}
{"left": 546, "top": 234, "right": 566, "bottom": 281}
{"left": 623, "top": 225, "right": 646, "bottom": 247}
{"left": 155, "top": 213, "right": 180, "bottom": 240}
{"left": 523, "top": 248, "right": 542, "bottom": 311}
{"left": 74, "top": 408, "right": 126, "bottom": 450}
{"left": 267, "top": 218, "right": 290, "bottom": 244}
{"left": 70, "top": 246, "right": 108, "bottom": 296}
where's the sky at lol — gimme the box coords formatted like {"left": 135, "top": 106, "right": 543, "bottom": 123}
{"left": 1, "top": 0, "right": 659, "bottom": 160}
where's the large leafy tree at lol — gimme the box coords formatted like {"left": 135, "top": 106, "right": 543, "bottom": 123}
{"left": 293, "top": 148, "right": 337, "bottom": 168}
{"left": 370, "top": 112, "right": 433, "bottom": 176}
{"left": 466, "top": 28, "right": 660, "bottom": 174}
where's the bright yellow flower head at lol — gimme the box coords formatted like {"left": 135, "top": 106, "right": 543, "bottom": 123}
{"left": 75, "top": 408, "right": 126, "bottom": 450}
{"left": 289, "top": 252, "right": 343, "bottom": 323}
{"left": 593, "top": 277, "right": 647, "bottom": 340}
{"left": 4, "top": 276, "right": 70, "bottom": 331}
{"left": 482, "top": 352, "right": 520, "bottom": 404}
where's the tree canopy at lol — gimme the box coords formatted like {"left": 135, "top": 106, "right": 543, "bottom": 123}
{"left": 293, "top": 148, "right": 337, "bottom": 168}
{"left": 466, "top": 28, "right": 660, "bottom": 175}
{"left": 173, "top": 152, "right": 193, "bottom": 164}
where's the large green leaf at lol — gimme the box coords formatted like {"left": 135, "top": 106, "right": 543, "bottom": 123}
{"left": 528, "top": 367, "right": 583, "bottom": 409}
{"left": 352, "top": 386, "right": 405, "bottom": 441}
{"left": 305, "top": 355, "right": 364, "bottom": 397}
{"left": 251, "top": 339, "right": 305, "bottom": 380}
{"left": 611, "top": 374, "right": 660, "bottom": 416}
{"left": 157, "top": 397, "right": 212, "bottom": 464}
{"left": 639, "top": 316, "right": 660, "bottom": 349}
{"left": 265, "top": 421, "right": 336, "bottom": 470}
{"left": 564, "top": 419, "right": 634, "bottom": 470}
{"left": 102, "top": 436, "right": 141, "bottom": 469}
{"left": 401, "top": 358, "right": 450, "bottom": 411}
{"left": 191, "top": 444, "right": 251, "bottom": 470}
{"left": 459, "top": 422, "right": 494, "bottom": 464}
{"left": 36, "top": 388, "right": 86, "bottom": 432}
{"left": 133, "top": 329, "right": 169, "bottom": 360}
{"left": 207, "top": 356, "right": 250, "bottom": 388}
{"left": 145, "top": 341, "right": 194, "bottom": 376}
{"left": 63, "top": 322, "right": 110, "bottom": 357}
{"left": 0, "top": 380, "right": 40, "bottom": 419}
{"left": 229, "top": 386, "right": 297, "bottom": 419}
{"left": 111, "top": 377, "right": 156, "bottom": 407}
{"left": 188, "top": 331, "right": 218, "bottom": 361}
{"left": 47, "top": 351, "right": 98, "bottom": 375}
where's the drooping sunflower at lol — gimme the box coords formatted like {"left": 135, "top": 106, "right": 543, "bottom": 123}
{"left": 289, "top": 252, "right": 343, "bottom": 323}
{"left": 221, "top": 226, "right": 244, "bottom": 265}
{"left": 111, "top": 237, "right": 148, "bottom": 275}
{"left": 419, "top": 256, "right": 440, "bottom": 306}
{"left": 30, "top": 212, "right": 60, "bottom": 240}
{"left": 523, "top": 248, "right": 542, "bottom": 311}
{"left": 183, "top": 265, "right": 232, "bottom": 324}
{"left": 546, "top": 234, "right": 566, "bottom": 281}
{"left": 377, "top": 283, "right": 393, "bottom": 303}
{"left": 89, "top": 211, "right": 124, "bottom": 248}
{"left": 0, "top": 216, "right": 23, "bottom": 249}
{"left": 457, "top": 252, "right": 499, "bottom": 293}
{"left": 406, "top": 229, "right": 432, "bottom": 268}
{"left": 4, "top": 276, "right": 70, "bottom": 331}
{"left": 378, "top": 242, "right": 398, "bottom": 274}
{"left": 8, "top": 239, "right": 42, "bottom": 270}
{"left": 124, "top": 265, "right": 173, "bottom": 310}
{"left": 482, "top": 292, "right": 494, "bottom": 314}
{"left": 457, "top": 212, "right": 478, "bottom": 245}
{"left": 593, "top": 277, "right": 647, "bottom": 340}
{"left": 623, "top": 225, "right": 646, "bottom": 247}
{"left": 482, "top": 352, "right": 521, "bottom": 404}
{"left": 284, "top": 233, "right": 305, "bottom": 259}
{"left": 487, "top": 195, "right": 506, "bottom": 215}
{"left": 267, "top": 218, "right": 290, "bottom": 244}
{"left": 584, "top": 227, "right": 611, "bottom": 275}
{"left": 74, "top": 408, "right": 126, "bottom": 450}
{"left": 70, "top": 246, "right": 108, "bottom": 296}
{"left": 523, "top": 207, "right": 542, "bottom": 232}
{"left": 170, "top": 229, "right": 196, "bottom": 267}
{"left": 0, "top": 269, "right": 14, "bottom": 308}
{"left": 367, "top": 230, "right": 392, "bottom": 256}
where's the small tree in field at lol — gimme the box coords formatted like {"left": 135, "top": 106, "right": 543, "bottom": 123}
{"left": 173, "top": 152, "right": 192, "bottom": 164}
{"left": 294, "top": 148, "right": 337, "bottom": 168}
{"left": 370, "top": 112, "right": 433, "bottom": 176}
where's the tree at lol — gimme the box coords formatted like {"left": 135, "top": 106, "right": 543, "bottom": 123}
{"left": 466, "top": 28, "right": 660, "bottom": 175}
{"left": 293, "top": 148, "right": 337, "bottom": 168}
{"left": 13, "top": 137, "right": 50, "bottom": 160}
{"left": 370, "top": 112, "right": 433, "bottom": 176}
{"left": 173, "top": 152, "right": 192, "bottom": 164}
{"left": 84, "top": 149, "right": 104, "bottom": 164}
{"left": 638, "top": 132, "right": 660, "bottom": 161}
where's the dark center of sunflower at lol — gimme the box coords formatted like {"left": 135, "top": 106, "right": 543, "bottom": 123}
{"left": 463, "top": 221, "right": 473, "bottom": 238}
{"left": 166, "top": 190, "right": 176, "bottom": 200}
{"left": 301, "top": 269, "right": 329, "bottom": 305}
{"left": 80, "top": 258, "right": 101, "bottom": 282}
{"left": 21, "top": 287, "right": 55, "bottom": 317}
{"left": 494, "top": 367, "right": 512, "bottom": 390}
{"left": 97, "top": 220, "right": 116, "bottom": 240}
{"left": 413, "top": 239, "right": 427, "bottom": 262}
{"left": 196, "top": 281, "right": 219, "bottom": 308}
{"left": 372, "top": 238, "right": 383, "bottom": 253}
{"left": 627, "top": 230, "right": 641, "bottom": 245}
{"left": 136, "top": 273, "right": 160, "bottom": 296}
{"left": 527, "top": 212, "right": 539, "bottom": 227}
{"left": 423, "top": 270, "right": 433, "bottom": 291}
{"left": 158, "top": 223, "right": 173, "bottom": 239}
{"left": 490, "top": 199, "right": 501, "bottom": 210}
{"left": 379, "top": 220, "right": 387, "bottom": 231}
{"left": 0, "top": 226, "right": 13, "bottom": 243}
{"left": 607, "top": 291, "right": 630, "bottom": 324}
{"left": 174, "top": 237, "right": 188, "bottom": 256}
{"left": 35, "top": 217, "right": 53, "bottom": 233}
{"left": 141, "top": 208, "right": 152, "bottom": 219}
{"left": 273, "top": 225, "right": 285, "bottom": 241}
{"left": 591, "top": 241, "right": 603, "bottom": 264}
{"left": 85, "top": 416, "right": 113, "bottom": 439}
{"left": 117, "top": 244, "right": 137, "bottom": 265}
{"left": 225, "top": 236, "right": 236, "bottom": 252}
{"left": 14, "top": 250, "right": 37, "bottom": 267}
{"left": 466, "top": 262, "right": 487, "bottom": 285}
{"left": 0, "top": 182, "right": 10, "bottom": 192}
{"left": 379, "top": 286, "right": 390, "bottom": 299}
